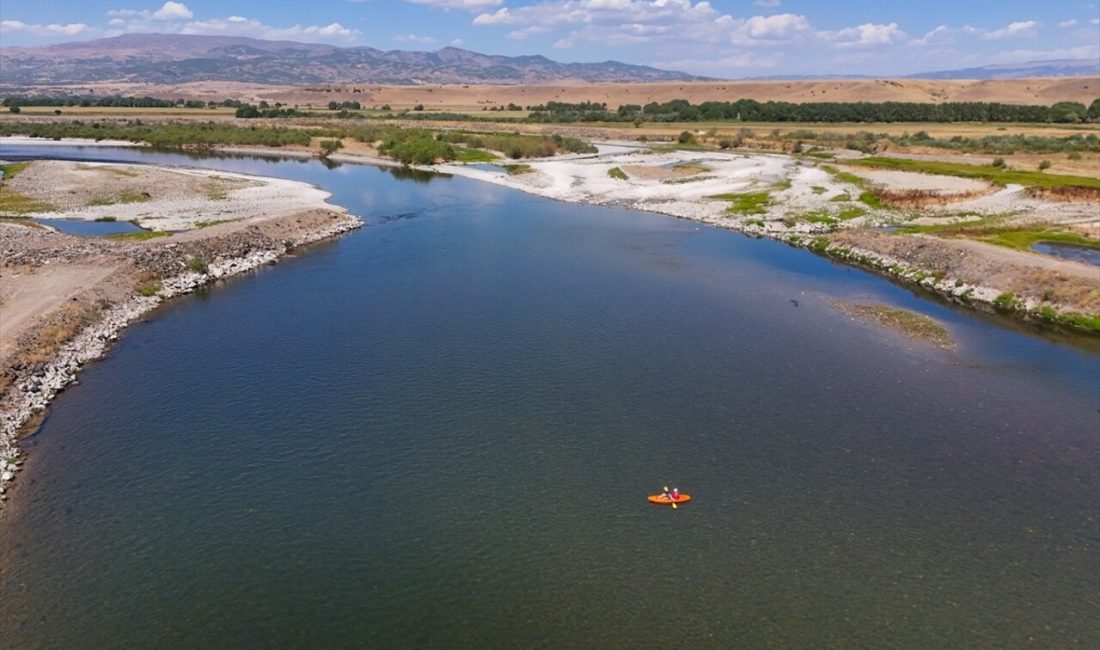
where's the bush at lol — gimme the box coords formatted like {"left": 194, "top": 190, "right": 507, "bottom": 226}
{"left": 186, "top": 257, "right": 209, "bottom": 274}
{"left": 992, "top": 157, "right": 1005, "bottom": 168}
{"left": 8, "top": 105, "right": 19, "bottom": 114}
{"left": 319, "top": 139, "right": 344, "bottom": 157}
{"left": 1038, "top": 160, "right": 1052, "bottom": 170}
{"left": 677, "top": 131, "right": 695, "bottom": 144}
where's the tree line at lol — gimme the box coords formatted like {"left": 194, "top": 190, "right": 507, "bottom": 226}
{"left": 528, "top": 98, "right": 1100, "bottom": 124}
{"left": 1, "top": 94, "right": 245, "bottom": 109}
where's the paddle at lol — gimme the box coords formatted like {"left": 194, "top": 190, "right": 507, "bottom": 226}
{"left": 663, "top": 485, "right": 677, "bottom": 509}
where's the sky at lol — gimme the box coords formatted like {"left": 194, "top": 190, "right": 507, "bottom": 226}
{"left": 1, "top": 1, "right": 1098, "bottom": 77}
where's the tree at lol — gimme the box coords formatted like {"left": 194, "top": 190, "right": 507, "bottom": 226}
{"left": 1087, "top": 98, "right": 1100, "bottom": 122}
{"left": 677, "top": 130, "right": 694, "bottom": 144}
{"left": 319, "top": 139, "right": 344, "bottom": 158}
{"left": 8, "top": 105, "right": 20, "bottom": 113}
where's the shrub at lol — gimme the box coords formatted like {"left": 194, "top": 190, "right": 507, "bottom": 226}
{"left": 319, "top": 139, "right": 344, "bottom": 157}
{"left": 677, "top": 131, "right": 695, "bottom": 144}
{"left": 186, "top": 257, "right": 209, "bottom": 274}
{"left": 607, "top": 167, "right": 628, "bottom": 180}
{"left": 137, "top": 282, "right": 161, "bottom": 297}
{"left": 991, "top": 157, "right": 1005, "bottom": 168}
{"left": 8, "top": 105, "right": 19, "bottom": 114}
{"left": 1038, "top": 160, "right": 1052, "bottom": 170}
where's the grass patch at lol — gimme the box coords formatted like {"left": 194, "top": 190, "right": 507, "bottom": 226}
{"left": 664, "top": 174, "right": 716, "bottom": 184}
{"left": 94, "top": 216, "right": 118, "bottom": 222}
{"left": 835, "top": 302, "right": 953, "bottom": 348}
{"left": 608, "top": 167, "right": 629, "bottom": 180}
{"left": 829, "top": 192, "right": 851, "bottom": 202}
{"left": 1, "top": 162, "right": 28, "bottom": 180}
{"left": 901, "top": 216, "right": 1100, "bottom": 252}
{"left": 837, "top": 206, "right": 866, "bottom": 220}
{"left": 811, "top": 185, "right": 827, "bottom": 194}
{"left": 671, "top": 162, "right": 712, "bottom": 174}
{"left": 455, "top": 148, "right": 498, "bottom": 163}
{"left": 0, "top": 191, "right": 53, "bottom": 214}
{"left": 194, "top": 219, "right": 235, "bottom": 229}
{"left": 503, "top": 163, "right": 532, "bottom": 175}
{"left": 858, "top": 191, "right": 887, "bottom": 209}
{"left": 709, "top": 191, "right": 771, "bottom": 215}
{"left": 106, "top": 230, "right": 170, "bottom": 241}
{"left": 802, "top": 210, "right": 837, "bottom": 225}
{"left": 850, "top": 156, "right": 1100, "bottom": 191}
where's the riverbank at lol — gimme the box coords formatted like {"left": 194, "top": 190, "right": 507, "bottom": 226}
{"left": 431, "top": 148, "right": 1100, "bottom": 332}
{"left": 0, "top": 158, "right": 363, "bottom": 503}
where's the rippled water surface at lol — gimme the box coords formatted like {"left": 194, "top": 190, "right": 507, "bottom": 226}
{"left": 1, "top": 145, "right": 1098, "bottom": 649}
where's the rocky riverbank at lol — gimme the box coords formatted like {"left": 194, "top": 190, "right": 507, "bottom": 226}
{"left": 0, "top": 157, "right": 364, "bottom": 505}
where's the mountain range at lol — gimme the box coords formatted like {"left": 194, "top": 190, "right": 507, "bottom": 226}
{"left": 0, "top": 34, "right": 704, "bottom": 86}
{"left": 0, "top": 34, "right": 1096, "bottom": 87}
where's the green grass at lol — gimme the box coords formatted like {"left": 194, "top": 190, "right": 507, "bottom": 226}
{"left": 455, "top": 148, "right": 498, "bottom": 163}
{"left": 811, "top": 185, "right": 827, "bottom": 194}
{"left": 106, "top": 230, "right": 170, "bottom": 241}
{"left": 671, "top": 162, "right": 712, "bottom": 174}
{"left": 186, "top": 257, "right": 210, "bottom": 273}
{"left": 858, "top": 191, "right": 887, "bottom": 209}
{"left": 850, "top": 156, "right": 1100, "bottom": 190}
{"left": 503, "top": 163, "right": 532, "bottom": 175}
{"left": 900, "top": 216, "right": 1100, "bottom": 252}
{"left": 829, "top": 193, "right": 851, "bottom": 202}
{"left": 1, "top": 162, "right": 28, "bottom": 180}
{"left": 709, "top": 191, "right": 771, "bottom": 215}
{"left": 607, "top": 167, "right": 628, "bottom": 180}
{"left": 0, "top": 191, "right": 53, "bottom": 214}
{"left": 802, "top": 210, "right": 837, "bottom": 225}
{"left": 837, "top": 206, "right": 866, "bottom": 220}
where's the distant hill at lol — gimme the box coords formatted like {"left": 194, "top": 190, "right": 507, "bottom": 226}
{"left": 907, "top": 59, "right": 1100, "bottom": 80}
{"left": 0, "top": 33, "right": 706, "bottom": 86}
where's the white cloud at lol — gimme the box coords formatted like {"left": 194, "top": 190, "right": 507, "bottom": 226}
{"left": 754, "top": 0, "right": 781, "bottom": 7}
{"left": 393, "top": 33, "right": 437, "bottom": 43}
{"left": 552, "top": 34, "right": 576, "bottom": 49}
{"left": 990, "top": 44, "right": 1100, "bottom": 63}
{"left": 0, "top": 20, "right": 93, "bottom": 36}
{"left": 153, "top": 2, "right": 193, "bottom": 20}
{"left": 732, "top": 13, "right": 811, "bottom": 43}
{"left": 983, "top": 20, "right": 1037, "bottom": 39}
{"left": 472, "top": 8, "right": 512, "bottom": 25}
{"left": 405, "top": 0, "right": 502, "bottom": 8}
{"left": 508, "top": 25, "right": 551, "bottom": 40}
{"left": 449, "top": 38, "right": 464, "bottom": 46}
{"left": 1058, "top": 19, "right": 1078, "bottom": 28}
{"left": 825, "top": 22, "right": 906, "bottom": 48}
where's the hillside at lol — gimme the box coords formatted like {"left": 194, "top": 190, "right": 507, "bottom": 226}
{"left": 0, "top": 33, "right": 704, "bottom": 86}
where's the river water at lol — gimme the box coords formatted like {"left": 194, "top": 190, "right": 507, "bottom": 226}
{"left": 1, "top": 145, "right": 1097, "bottom": 649}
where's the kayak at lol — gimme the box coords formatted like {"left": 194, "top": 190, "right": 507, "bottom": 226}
{"left": 648, "top": 494, "right": 691, "bottom": 505}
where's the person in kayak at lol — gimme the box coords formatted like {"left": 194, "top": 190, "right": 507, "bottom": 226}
{"left": 660, "top": 486, "right": 671, "bottom": 500}
{"left": 670, "top": 487, "right": 680, "bottom": 500}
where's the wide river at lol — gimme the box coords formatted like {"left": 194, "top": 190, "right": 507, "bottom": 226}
{"left": 1, "top": 145, "right": 1097, "bottom": 649}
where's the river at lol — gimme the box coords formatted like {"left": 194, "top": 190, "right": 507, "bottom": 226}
{"left": 1, "top": 144, "right": 1097, "bottom": 648}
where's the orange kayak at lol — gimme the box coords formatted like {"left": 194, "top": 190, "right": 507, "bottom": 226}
{"left": 648, "top": 494, "right": 691, "bottom": 505}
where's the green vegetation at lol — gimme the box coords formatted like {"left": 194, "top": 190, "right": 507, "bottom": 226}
{"left": 455, "top": 148, "right": 498, "bottom": 163}
{"left": 137, "top": 281, "right": 162, "bottom": 297}
{"left": 802, "top": 210, "right": 837, "bottom": 226}
{"left": 811, "top": 185, "right": 827, "bottom": 194}
{"left": 94, "top": 216, "right": 117, "bottom": 222}
{"left": 1, "top": 161, "right": 28, "bottom": 180}
{"left": 837, "top": 206, "right": 866, "bottom": 220}
{"left": 319, "top": 139, "right": 344, "bottom": 157}
{"left": 527, "top": 98, "right": 1091, "bottom": 124}
{"left": 380, "top": 129, "right": 456, "bottom": 164}
{"left": 850, "top": 157, "right": 1100, "bottom": 191}
{"left": 709, "top": 191, "right": 771, "bottom": 215}
{"left": 608, "top": 167, "right": 628, "bottom": 180}
{"left": 437, "top": 131, "right": 596, "bottom": 158}
{"left": 106, "top": 230, "right": 170, "bottom": 241}
{"left": 503, "top": 164, "right": 533, "bottom": 175}
{"left": 900, "top": 215, "right": 1100, "bottom": 253}
{"left": 194, "top": 219, "right": 235, "bottom": 229}
{"left": 186, "top": 257, "right": 210, "bottom": 273}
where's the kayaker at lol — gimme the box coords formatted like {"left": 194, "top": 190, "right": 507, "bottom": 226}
{"left": 660, "top": 485, "right": 671, "bottom": 499}
{"left": 670, "top": 487, "right": 680, "bottom": 500}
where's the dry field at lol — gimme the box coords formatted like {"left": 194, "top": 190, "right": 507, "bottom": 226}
{"left": 7, "top": 76, "right": 1098, "bottom": 109}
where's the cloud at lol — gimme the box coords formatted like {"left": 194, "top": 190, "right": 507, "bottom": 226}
{"left": 0, "top": 20, "right": 94, "bottom": 37}
{"left": 983, "top": 20, "right": 1037, "bottom": 39}
{"left": 1058, "top": 19, "right": 1078, "bottom": 28}
{"left": 472, "top": 8, "right": 512, "bottom": 25}
{"left": 404, "top": 0, "right": 502, "bottom": 8}
{"left": 393, "top": 33, "right": 437, "bottom": 43}
{"left": 754, "top": 0, "right": 781, "bottom": 7}
{"left": 507, "top": 25, "right": 551, "bottom": 40}
{"left": 825, "top": 22, "right": 906, "bottom": 48}
{"left": 732, "top": 13, "right": 811, "bottom": 43}
{"left": 153, "top": 2, "right": 193, "bottom": 20}
{"left": 449, "top": 38, "right": 464, "bottom": 46}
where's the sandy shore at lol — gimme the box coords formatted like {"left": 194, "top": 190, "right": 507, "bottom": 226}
{"left": 0, "top": 159, "right": 363, "bottom": 504}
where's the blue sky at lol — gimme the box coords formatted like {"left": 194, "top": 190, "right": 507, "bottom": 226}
{"left": 2, "top": 1, "right": 1098, "bottom": 76}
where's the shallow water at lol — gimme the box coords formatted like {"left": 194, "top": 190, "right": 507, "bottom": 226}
{"left": 1, "top": 144, "right": 1098, "bottom": 649}
{"left": 1032, "top": 241, "right": 1100, "bottom": 267}
{"left": 34, "top": 218, "right": 144, "bottom": 237}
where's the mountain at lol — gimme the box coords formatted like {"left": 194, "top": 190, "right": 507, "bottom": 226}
{"left": 907, "top": 59, "right": 1100, "bottom": 80}
{"left": 0, "top": 33, "right": 705, "bottom": 86}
